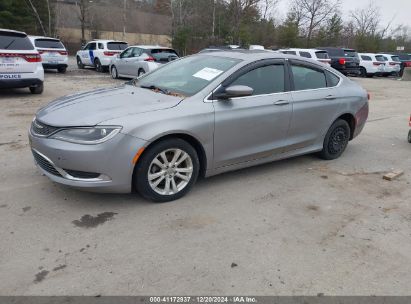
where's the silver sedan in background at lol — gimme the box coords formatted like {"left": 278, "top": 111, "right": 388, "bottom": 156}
{"left": 109, "top": 45, "right": 179, "bottom": 79}
{"left": 29, "top": 51, "right": 369, "bottom": 202}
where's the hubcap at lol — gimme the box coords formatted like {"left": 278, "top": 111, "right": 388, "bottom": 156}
{"left": 329, "top": 127, "right": 347, "bottom": 154}
{"left": 148, "top": 149, "right": 193, "bottom": 196}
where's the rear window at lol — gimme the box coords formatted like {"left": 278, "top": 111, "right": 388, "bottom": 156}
{"left": 34, "top": 39, "right": 64, "bottom": 49}
{"left": 320, "top": 48, "right": 343, "bottom": 56}
{"left": 397, "top": 54, "right": 411, "bottom": 60}
{"left": 282, "top": 51, "right": 297, "bottom": 55}
{"left": 392, "top": 56, "right": 401, "bottom": 62}
{"left": 361, "top": 55, "right": 372, "bottom": 61}
{"left": 375, "top": 55, "right": 385, "bottom": 62}
{"left": 107, "top": 42, "right": 128, "bottom": 50}
{"left": 344, "top": 49, "right": 358, "bottom": 58}
{"left": 0, "top": 33, "right": 34, "bottom": 50}
{"left": 315, "top": 51, "right": 329, "bottom": 59}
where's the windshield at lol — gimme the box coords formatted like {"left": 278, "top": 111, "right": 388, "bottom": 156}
{"left": 35, "top": 39, "right": 64, "bottom": 49}
{"left": 135, "top": 55, "right": 241, "bottom": 96}
{"left": 0, "top": 33, "right": 34, "bottom": 50}
{"left": 107, "top": 42, "right": 128, "bottom": 50}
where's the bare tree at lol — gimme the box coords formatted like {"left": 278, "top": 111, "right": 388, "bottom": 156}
{"left": 350, "top": 1, "right": 380, "bottom": 36}
{"left": 260, "top": 0, "right": 280, "bottom": 20}
{"left": 290, "top": 0, "right": 341, "bottom": 45}
{"left": 75, "top": 0, "right": 92, "bottom": 44}
{"left": 25, "top": 0, "right": 47, "bottom": 36}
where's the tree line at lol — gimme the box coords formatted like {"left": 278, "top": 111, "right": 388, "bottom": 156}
{"left": 1, "top": 0, "right": 410, "bottom": 55}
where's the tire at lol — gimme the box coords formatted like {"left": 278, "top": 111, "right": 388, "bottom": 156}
{"left": 77, "top": 56, "right": 84, "bottom": 69}
{"left": 319, "top": 119, "right": 350, "bottom": 160}
{"left": 138, "top": 69, "right": 145, "bottom": 77}
{"left": 366, "top": 73, "right": 374, "bottom": 78}
{"left": 408, "top": 130, "right": 411, "bottom": 143}
{"left": 360, "top": 67, "right": 367, "bottom": 78}
{"left": 111, "top": 65, "right": 118, "bottom": 79}
{"left": 29, "top": 83, "right": 44, "bottom": 94}
{"left": 134, "top": 138, "right": 200, "bottom": 202}
{"left": 94, "top": 58, "right": 103, "bottom": 72}
{"left": 58, "top": 67, "right": 67, "bottom": 73}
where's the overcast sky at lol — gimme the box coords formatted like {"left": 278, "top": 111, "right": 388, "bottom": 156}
{"left": 277, "top": 0, "right": 411, "bottom": 28}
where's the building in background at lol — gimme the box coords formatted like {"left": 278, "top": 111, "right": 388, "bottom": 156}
{"left": 54, "top": 0, "right": 172, "bottom": 53}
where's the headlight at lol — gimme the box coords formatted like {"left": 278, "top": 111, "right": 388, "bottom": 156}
{"left": 50, "top": 126, "right": 122, "bottom": 144}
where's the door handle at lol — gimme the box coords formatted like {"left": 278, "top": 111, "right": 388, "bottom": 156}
{"left": 325, "top": 95, "right": 337, "bottom": 100}
{"left": 274, "top": 100, "right": 290, "bottom": 106}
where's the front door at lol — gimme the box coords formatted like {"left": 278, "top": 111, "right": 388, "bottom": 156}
{"left": 213, "top": 60, "right": 293, "bottom": 168}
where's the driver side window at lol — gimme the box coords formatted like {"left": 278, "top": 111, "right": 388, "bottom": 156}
{"left": 229, "top": 64, "right": 285, "bottom": 96}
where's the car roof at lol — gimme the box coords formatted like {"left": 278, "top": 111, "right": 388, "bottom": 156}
{"left": 129, "top": 45, "right": 172, "bottom": 49}
{"left": 0, "top": 28, "right": 27, "bottom": 36}
{"left": 90, "top": 40, "right": 127, "bottom": 43}
{"left": 359, "top": 53, "right": 378, "bottom": 56}
{"left": 29, "top": 35, "right": 61, "bottom": 41}
{"left": 279, "top": 48, "right": 326, "bottom": 53}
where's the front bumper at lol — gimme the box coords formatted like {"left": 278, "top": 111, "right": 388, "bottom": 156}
{"left": 29, "top": 130, "right": 147, "bottom": 193}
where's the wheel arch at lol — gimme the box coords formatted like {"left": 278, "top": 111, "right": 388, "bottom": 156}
{"left": 135, "top": 132, "right": 208, "bottom": 178}
{"left": 337, "top": 113, "right": 356, "bottom": 140}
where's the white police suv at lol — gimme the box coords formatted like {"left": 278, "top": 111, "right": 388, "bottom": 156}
{"left": 29, "top": 36, "right": 68, "bottom": 73}
{"left": 0, "top": 29, "right": 44, "bottom": 94}
{"left": 76, "top": 39, "right": 128, "bottom": 72}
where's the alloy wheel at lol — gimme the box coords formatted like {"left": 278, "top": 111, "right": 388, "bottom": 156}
{"left": 147, "top": 149, "right": 193, "bottom": 196}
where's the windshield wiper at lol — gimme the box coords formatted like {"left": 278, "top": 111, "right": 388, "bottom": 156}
{"left": 140, "top": 84, "right": 170, "bottom": 95}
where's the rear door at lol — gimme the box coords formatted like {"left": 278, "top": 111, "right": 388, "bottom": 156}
{"left": 0, "top": 31, "right": 37, "bottom": 75}
{"left": 286, "top": 60, "right": 342, "bottom": 151}
{"left": 213, "top": 59, "right": 293, "bottom": 168}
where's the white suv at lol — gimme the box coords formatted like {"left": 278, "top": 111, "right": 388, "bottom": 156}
{"left": 0, "top": 29, "right": 44, "bottom": 94}
{"left": 29, "top": 36, "right": 68, "bottom": 73}
{"left": 76, "top": 40, "right": 128, "bottom": 72}
{"left": 358, "top": 53, "right": 386, "bottom": 77}
{"left": 278, "top": 48, "right": 331, "bottom": 66}
{"left": 378, "top": 53, "right": 401, "bottom": 77}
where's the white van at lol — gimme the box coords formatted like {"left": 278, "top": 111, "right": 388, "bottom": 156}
{"left": 29, "top": 36, "right": 68, "bottom": 73}
{"left": 0, "top": 29, "right": 44, "bottom": 94}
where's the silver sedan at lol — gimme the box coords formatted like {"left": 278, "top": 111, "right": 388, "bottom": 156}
{"left": 29, "top": 51, "right": 369, "bottom": 202}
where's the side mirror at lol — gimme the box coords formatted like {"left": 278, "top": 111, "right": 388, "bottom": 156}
{"left": 214, "top": 85, "right": 254, "bottom": 100}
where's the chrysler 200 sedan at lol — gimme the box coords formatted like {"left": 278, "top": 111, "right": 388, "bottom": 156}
{"left": 29, "top": 51, "right": 369, "bottom": 202}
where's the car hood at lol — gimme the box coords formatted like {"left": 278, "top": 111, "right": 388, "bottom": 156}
{"left": 36, "top": 85, "right": 183, "bottom": 127}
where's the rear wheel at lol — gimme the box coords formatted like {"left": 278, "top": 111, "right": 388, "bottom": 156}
{"left": 138, "top": 69, "right": 145, "bottom": 77}
{"left": 408, "top": 130, "right": 411, "bottom": 143}
{"left": 94, "top": 58, "right": 103, "bottom": 72}
{"left": 319, "top": 119, "right": 350, "bottom": 160}
{"left": 76, "top": 56, "right": 84, "bottom": 69}
{"left": 57, "top": 67, "right": 67, "bottom": 73}
{"left": 134, "top": 138, "right": 200, "bottom": 202}
{"left": 29, "top": 83, "right": 44, "bottom": 95}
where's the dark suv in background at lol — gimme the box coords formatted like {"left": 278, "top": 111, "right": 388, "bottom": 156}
{"left": 317, "top": 47, "right": 361, "bottom": 76}
{"left": 392, "top": 53, "right": 411, "bottom": 77}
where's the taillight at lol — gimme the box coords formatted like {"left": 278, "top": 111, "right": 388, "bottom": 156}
{"left": 59, "top": 51, "right": 68, "bottom": 55}
{"left": 389, "top": 62, "right": 396, "bottom": 66}
{"left": 0, "top": 53, "right": 41, "bottom": 62}
{"left": 103, "top": 51, "right": 116, "bottom": 56}
{"left": 367, "top": 92, "right": 371, "bottom": 101}
{"left": 409, "top": 115, "right": 411, "bottom": 127}
{"left": 144, "top": 56, "right": 155, "bottom": 62}
{"left": 373, "top": 62, "right": 383, "bottom": 66}
{"left": 23, "top": 54, "right": 42, "bottom": 62}
{"left": 339, "top": 58, "right": 346, "bottom": 65}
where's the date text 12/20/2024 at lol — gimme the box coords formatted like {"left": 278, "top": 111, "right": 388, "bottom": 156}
{"left": 149, "top": 297, "right": 257, "bottom": 303}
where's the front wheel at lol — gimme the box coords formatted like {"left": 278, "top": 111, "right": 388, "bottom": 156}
{"left": 111, "top": 65, "right": 118, "bottom": 79}
{"left": 134, "top": 138, "right": 200, "bottom": 202}
{"left": 319, "top": 119, "right": 350, "bottom": 160}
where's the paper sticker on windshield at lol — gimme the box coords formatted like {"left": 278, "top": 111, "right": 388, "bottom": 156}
{"left": 193, "top": 68, "right": 223, "bottom": 81}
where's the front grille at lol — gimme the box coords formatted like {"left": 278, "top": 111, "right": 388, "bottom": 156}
{"left": 31, "top": 119, "right": 60, "bottom": 137}
{"left": 32, "top": 150, "right": 62, "bottom": 177}
{"left": 64, "top": 169, "right": 100, "bottom": 179}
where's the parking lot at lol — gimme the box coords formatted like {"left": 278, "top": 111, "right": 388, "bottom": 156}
{"left": 0, "top": 58, "right": 410, "bottom": 296}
